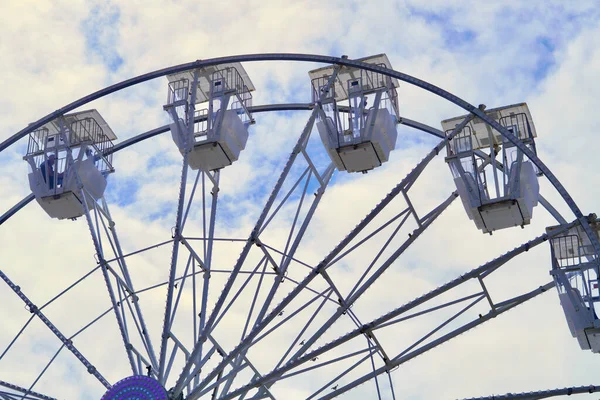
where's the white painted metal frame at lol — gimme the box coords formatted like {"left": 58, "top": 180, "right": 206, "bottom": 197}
{"left": 1, "top": 54, "right": 598, "bottom": 400}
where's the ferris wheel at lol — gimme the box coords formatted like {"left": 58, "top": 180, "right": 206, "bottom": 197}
{"left": 0, "top": 53, "right": 599, "bottom": 400}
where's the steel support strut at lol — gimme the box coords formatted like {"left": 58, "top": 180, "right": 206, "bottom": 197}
{"left": 460, "top": 384, "right": 599, "bottom": 400}
{"left": 101, "top": 198, "right": 159, "bottom": 372}
{"left": 219, "top": 224, "right": 575, "bottom": 400}
{"left": 159, "top": 70, "right": 199, "bottom": 383}
{"left": 222, "top": 280, "right": 554, "bottom": 400}
{"left": 182, "top": 113, "right": 473, "bottom": 400}
{"left": 0, "top": 270, "right": 110, "bottom": 389}
{"left": 318, "top": 283, "right": 554, "bottom": 400}
{"left": 193, "top": 170, "right": 220, "bottom": 387}
{"left": 250, "top": 190, "right": 453, "bottom": 399}
{"left": 59, "top": 118, "right": 139, "bottom": 378}
{"left": 0, "top": 381, "right": 56, "bottom": 400}
{"left": 287, "top": 192, "right": 456, "bottom": 368}
{"left": 171, "top": 67, "right": 341, "bottom": 398}
{"left": 220, "top": 150, "right": 335, "bottom": 395}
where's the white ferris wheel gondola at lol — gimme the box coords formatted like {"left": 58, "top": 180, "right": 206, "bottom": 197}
{"left": 23, "top": 109, "right": 116, "bottom": 220}
{"left": 442, "top": 103, "right": 540, "bottom": 234}
{"left": 548, "top": 216, "right": 600, "bottom": 353}
{"left": 310, "top": 54, "right": 400, "bottom": 173}
{"left": 165, "top": 62, "right": 255, "bottom": 172}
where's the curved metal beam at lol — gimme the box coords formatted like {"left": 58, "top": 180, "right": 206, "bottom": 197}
{"left": 0, "top": 105, "right": 567, "bottom": 229}
{"left": 0, "top": 53, "right": 509, "bottom": 154}
{"left": 0, "top": 53, "right": 460, "bottom": 153}
{"left": 1, "top": 53, "right": 588, "bottom": 250}
{"left": 0, "top": 380, "right": 56, "bottom": 400}
{"left": 460, "top": 384, "right": 598, "bottom": 400}
{"left": 0, "top": 104, "right": 444, "bottom": 226}
{"left": 0, "top": 103, "right": 315, "bottom": 226}
{"left": 0, "top": 195, "right": 35, "bottom": 225}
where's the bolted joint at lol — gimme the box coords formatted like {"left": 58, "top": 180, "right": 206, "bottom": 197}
{"left": 98, "top": 256, "right": 108, "bottom": 268}
{"left": 588, "top": 385, "right": 596, "bottom": 393}
{"left": 167, "top": 388, "right": 184, "bottom": 400}
{"left": 315, "top": 261, "right": 327, "bottom": 273}
{"left": 292, "top": 143, "right": 303, "bottom": 155}
{"left": 250, "top": 230, "right": 260, "bottom": 245}
{"left": 359, "top": 324, "right": 372, "bottom": 334}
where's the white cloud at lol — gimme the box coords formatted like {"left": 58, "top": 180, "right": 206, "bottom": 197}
{"left": 1, "top": 1, "right": 600, "bottom": 399}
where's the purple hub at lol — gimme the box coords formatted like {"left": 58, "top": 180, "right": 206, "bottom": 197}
{"left": 101, "top": 376, "right": 168, "bottom": 400}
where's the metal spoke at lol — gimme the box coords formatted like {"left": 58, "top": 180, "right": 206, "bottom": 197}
{"left": 173, "top": 69, "right": 341, "bottom": 398}
{"left": 318, "top": 283, "right": 555, "bottom": 400}
{"left": 307, "top": 347, "right": 377, "bottom": 400}
{"left": 0, "top": 265, "right": 100, "bottom": 360}
{"left": 194, "top": 171, "right": 220, "bottom": 384}
{"left": 159, "top": 70, "right": 199, "bottom": 382}
{"left": 0, "top": 381, "right": 56, "bottom": 400}
{"left": 187, "top": 117, "right": 472, "bottom": 399}
{"left": 221, "top": 280, "right": 555, "bottom": 400}
{"left": 218, "top": 222, "right": 577, "bottom": 399}
{"left": 460, "top": 384, "right": 599, "bottom": 400}
{"left": 97, "top": 198, "right": 158, "bottom": 371}
{"left": 0, "top": 270, "right": 110, "bottom": 389}
{"left": 220, "top": 162, "right": 335, "bottom": 396}
{"left": 288, "top": 192, "right": 456, "bottom": 368}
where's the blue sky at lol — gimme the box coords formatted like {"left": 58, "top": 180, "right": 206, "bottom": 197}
{"left": 82, "top": 2, "right": 124, "bottom": 72}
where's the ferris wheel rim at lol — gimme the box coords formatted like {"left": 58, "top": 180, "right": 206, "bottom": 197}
{"left": 0, "top": 52, "right": 593, "bottom": 251}
{"left": 0, "top": 104, "right": 566, "bottom": 228}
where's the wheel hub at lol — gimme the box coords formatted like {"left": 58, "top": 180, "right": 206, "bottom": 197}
{"left": 101, "top": 376, "right": 168, "bottom": 400}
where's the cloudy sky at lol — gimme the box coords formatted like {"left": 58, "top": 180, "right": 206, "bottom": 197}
{"left": 1, "top": 1, "right": 600, "bottom": 399}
